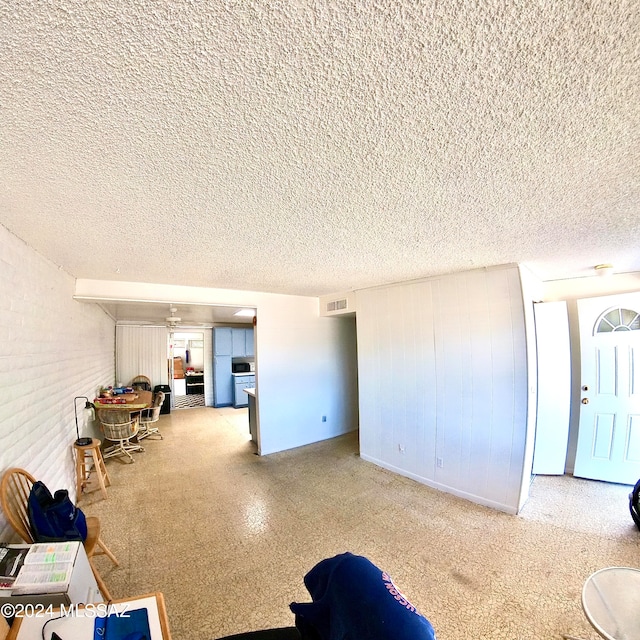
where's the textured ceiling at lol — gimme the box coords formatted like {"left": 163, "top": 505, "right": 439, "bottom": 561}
{"left": 1, "top": 0, "right": 638, "bottom": 297}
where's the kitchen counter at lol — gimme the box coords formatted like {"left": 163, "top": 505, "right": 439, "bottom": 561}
{"left": 244, "top": 387, "right": 257, "bottom": 443}
{"left": 232, "top": 371, "right": 255, "bottom": 377}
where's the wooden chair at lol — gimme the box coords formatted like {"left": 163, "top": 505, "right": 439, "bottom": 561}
{"left": 138, "top": 391, "right": 165, "bottom": 440}
{"left": 130, "top": 374, "right": 152, "bottom": 392}
{"left": 0, "top": 468, "right": 118, "bottom": 601}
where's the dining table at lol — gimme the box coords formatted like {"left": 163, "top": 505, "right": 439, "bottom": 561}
{"left": 93, "top": 390, "right": 153, "bottom": 411}
{"left": 93, "top": 390, "right": 153, "bottom": 463}
{"left": 94, "top": 390, "right": 153, "bottom": 431}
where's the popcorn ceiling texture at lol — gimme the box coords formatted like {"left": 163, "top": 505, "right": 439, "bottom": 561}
{"left": 0, "top": 0, "right": 638, "bottom": 296}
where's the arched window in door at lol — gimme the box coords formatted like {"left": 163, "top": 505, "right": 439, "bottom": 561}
{"left": 595, "top": 307, "right": 640, "bottom": 333}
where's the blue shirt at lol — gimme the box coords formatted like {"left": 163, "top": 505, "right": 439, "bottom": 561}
{"left": 290, "top": 552, "right": 436, "bottom": 640}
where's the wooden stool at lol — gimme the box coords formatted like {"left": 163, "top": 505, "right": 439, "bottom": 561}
{"left": 74, "top": 438, "right": 110, "bottom": 500}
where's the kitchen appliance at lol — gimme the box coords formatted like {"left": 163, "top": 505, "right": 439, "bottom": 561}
{"left": 232, "top": 362, "right": 251, "bottom": 373}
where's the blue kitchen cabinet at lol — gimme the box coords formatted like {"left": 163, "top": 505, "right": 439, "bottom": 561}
{"left": 214, "top": 326, "right": 254, "bottom": 407}
{"left": 233, "top": 374, "right": 255, "bottom": 408}
{"left": 214, "top": 355, "right": 233, "bottom": 406}
{"left": 231, "top": 327, "right": 254, "bottom": 357}
{"left": 214, "top": 327, "right": 233, "bottom": 356}
{"left": 232, "top": 329, "right": 246, "bottom": 356}
{"left": 245, "top": 328, "right": 254, "bottom": 357}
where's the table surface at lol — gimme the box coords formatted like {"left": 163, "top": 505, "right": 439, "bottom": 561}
{"left": 7, "top": 592, "right": 171, "bottom": 639}
{"left": 94, "top": 390, "right": 153, "bottom": 410}
{"left": 582, "top": 566, "right": 640, "bottom": 640}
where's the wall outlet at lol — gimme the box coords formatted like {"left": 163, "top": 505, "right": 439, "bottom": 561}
{"left": 321, "top": 415, "right": 327, "bottom": 422}
{"left": 436, "top": 457, "right": 443, "bottom": 468}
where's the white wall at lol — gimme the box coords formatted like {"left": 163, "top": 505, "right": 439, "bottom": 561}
{"left": 357, "top": 278, "right": 439, "bottom": 479}
{"left": 0, "top": 225, "right": 115, "bottom": 540}
{"left": 356, "top": 266, "right": 530, "bottom": 513}
{"left": 116, "top": 326, "right": 169, "bottom": 389}
{"left": 517, "top": 266, "right": 544, "bottom": 509}
{"left": 75, "top": 279, "right": 359, "bottom": 455}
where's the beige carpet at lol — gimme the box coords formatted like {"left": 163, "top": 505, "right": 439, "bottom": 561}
{"left": 82, "top": 407, "right": 639, "bottom": 640}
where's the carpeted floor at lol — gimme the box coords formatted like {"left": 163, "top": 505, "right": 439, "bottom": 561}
{"left": 81, "top": 407, "right": 639, "bottom": 640}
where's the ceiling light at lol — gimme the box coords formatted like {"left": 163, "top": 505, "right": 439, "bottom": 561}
{"left": 594, "top": 264, "right": 614, "bottom": 277}
{"left": 234, "top": 309, "right": 256, "bottom": 317}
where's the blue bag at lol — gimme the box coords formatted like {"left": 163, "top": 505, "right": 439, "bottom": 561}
{"left": 27, "top": 481, "right": 88, "bottom": 542}
{"left": 630, "top": 478, "right": 640, "bottom": 531}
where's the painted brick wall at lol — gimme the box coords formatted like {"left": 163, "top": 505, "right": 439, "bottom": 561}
{"left": 0, "top": 224, "right": 115, "bottom": 541}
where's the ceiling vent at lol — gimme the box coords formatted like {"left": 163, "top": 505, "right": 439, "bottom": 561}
{"left": 326, "top": 298, "right": 348, "bottom": 313}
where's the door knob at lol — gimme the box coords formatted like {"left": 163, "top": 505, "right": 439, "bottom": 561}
{"left": 581, "top": 398, "right": 589, "bottom": 405}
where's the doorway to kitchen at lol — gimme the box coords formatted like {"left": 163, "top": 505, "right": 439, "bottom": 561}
{"left": 169, "top": 331, "right": 205, "bottom": 408}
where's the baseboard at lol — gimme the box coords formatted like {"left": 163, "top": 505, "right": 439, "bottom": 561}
{"left": 359, "top": 453, "right": 518, "bottom": 515}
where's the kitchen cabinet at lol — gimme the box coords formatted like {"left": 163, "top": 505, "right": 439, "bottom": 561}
{"left": 233, "top": 374, "right": 255, "bottom": 408}
{"left": 214, "top": 327, "right": 233, "bottom": 356}
{"left": 231, "top": 327, "right": 254, "bottom": 357}
{"left": 213, "top": 327, "right": 254, "bottom": 407}
{"left": 232, "top": 329, "right": 246, "bottom": 356}
{"left": 245, "top": 328, "right": 255, "bottom": 356}
{"left": 214, "top": 355, "right": 233, "bottom": 406}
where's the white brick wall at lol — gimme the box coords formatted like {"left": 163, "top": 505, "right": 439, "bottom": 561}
{"left": 0, "top": 224, "right": 115, "bottom": 541}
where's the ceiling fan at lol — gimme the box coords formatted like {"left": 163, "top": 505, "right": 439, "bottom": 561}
{"left": 164, "top": 306, "right": 210, "bottom": 329}
{"left": 165, "top": 307, "right": 182, "bottom": 328}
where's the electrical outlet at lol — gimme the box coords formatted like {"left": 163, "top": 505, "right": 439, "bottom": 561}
{"left": 321, "top": 415, "right": 327, "bottom": 422}
{"left": 436, "top": 457, "right": 443, "bottom": 468}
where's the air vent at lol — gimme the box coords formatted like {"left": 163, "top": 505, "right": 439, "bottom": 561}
{"left": 327, "top": 298, "right": 348, "bottom": 312}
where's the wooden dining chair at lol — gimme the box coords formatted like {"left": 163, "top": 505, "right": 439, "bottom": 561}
{"left": 130, "top": 374, "right": 152, "bottom": 392}
{"left": 0, "top": 614, "right": 9, "bottom": 640}
{"left": 0, "top": 467, "right": 118, "bottom": 601}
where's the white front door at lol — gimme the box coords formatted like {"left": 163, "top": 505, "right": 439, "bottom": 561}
{"left": 574, "top": 293, "right": 640, "bottom": 485}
